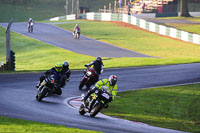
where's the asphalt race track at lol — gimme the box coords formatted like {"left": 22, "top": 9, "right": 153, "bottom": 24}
{"left": 1, "top": 63, "right": 200, "bottom": 132}
{"left": 0, "top": 22, "right": 197, "bottom": 132}
{"left": 0, "top": 22, "right": 151, "bottom": 58}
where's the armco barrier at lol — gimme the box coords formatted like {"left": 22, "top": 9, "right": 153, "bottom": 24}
{"left": 49, "top": 14, "right": 76, "bottom": 21}
{"left": 49, "top": 12, "right": 200, "bottom": 45}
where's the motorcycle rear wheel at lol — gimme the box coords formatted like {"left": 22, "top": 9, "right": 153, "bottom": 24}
{"left": 90, "top": 103, "right": 103, "bottom": 117}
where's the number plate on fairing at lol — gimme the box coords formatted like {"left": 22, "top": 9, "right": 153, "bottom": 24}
{"left": 102, "top": 93, "right": 110, "bottom": 99}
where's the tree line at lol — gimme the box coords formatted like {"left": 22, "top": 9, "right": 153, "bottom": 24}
{"left": 0, "top": 0, "right": 192, "bottom": 17}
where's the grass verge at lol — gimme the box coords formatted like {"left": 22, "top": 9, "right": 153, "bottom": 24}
{"left": 57, "top": 20, "right": 200, "bottom": 61}
{"left": 165, "top": 23, "right": 200, "bottom": 35}
{"left": 2, "top": 19, "right": 200, "bottom": 71}
{"left": 157, "top": 16, "right": 200, "bottom": 34}
{"left": 0, "top": 116, "right": 100, "bottom": 133}
{"left": 0, "top": 0, "right": 115, "bottom": 22}
{"left": 102, "top": 83, "right": 200, "bottom": 132}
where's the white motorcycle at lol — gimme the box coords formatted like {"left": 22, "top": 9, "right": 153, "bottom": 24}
{"left": 73, "top": 29, "right": 80, "bottom": 39}
{"left": 28, "top": 22, "right": 34, "bottom": 33}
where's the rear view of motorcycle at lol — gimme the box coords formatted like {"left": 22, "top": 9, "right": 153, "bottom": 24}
{"left": 79, "top": 67, "right": 98, "bottom": 90}
{"left": 79, "top": 88, "right": 112, "bottom": 117}
{"left": 73, "top": 29, "right": 80, "bottom": 39}
{"left": 36, "top": 75, "right": 59, "bottom": 101}
{"left": 28, "top": 22, "right": 34, "bottom": 33}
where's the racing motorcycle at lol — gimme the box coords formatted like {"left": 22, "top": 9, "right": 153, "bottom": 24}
{"left": 79, "top": 67, "right": 98, "bottom": 90}
{"left": 79, "top": 87, "right": 112, "bottom": 117}
{"left": 36, "top": 75, "right": 59, "bottom": 101}
{"left": 28, "top": 22, "right": 34, "bottom": 33}
{"left": 73, "top": 29, "right": 80, "bottom": 39}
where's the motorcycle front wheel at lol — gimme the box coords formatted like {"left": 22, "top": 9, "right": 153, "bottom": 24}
{"left": 79, "top": 78, "right": 87, "bottom": 90}
{"left": 36, "top": 87, "right": 48, "bottom": 101}
{"left": 79, "top": 104, "right": 86, "bottom": 115}
{"left": 30, "top": 26, "right": 33, "bottom": 33}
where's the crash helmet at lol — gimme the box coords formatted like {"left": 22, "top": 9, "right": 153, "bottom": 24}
{"left": 108, "top": 75, "right": 117, "bottom": 86}
{"left": 55, "top": 62, "right": 62, "bottom": 72}
{"left": 96, "top": 56, "right": 102, "bottom": 62}
{"left": 63, "top": 61, "right": 69, "bottom": 70}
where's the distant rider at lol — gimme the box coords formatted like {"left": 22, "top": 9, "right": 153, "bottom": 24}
{"left": 83, "top": 75, "right": 118, "bottom": 106}
{"left": 73, "top": 24, "right": 80, "bottom": 35}
{"left": 28, "top": 18, "right": 34, "bottom": 27}
{"left": 36, "top": 62, "right": 69, "bottom": 95}
{"left": 84, "top": 56, "right": 104, "bottom": 82}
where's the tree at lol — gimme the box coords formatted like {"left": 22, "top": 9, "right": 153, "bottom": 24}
{"left": 180, "top": 0, "right": 191, "bottom": 17}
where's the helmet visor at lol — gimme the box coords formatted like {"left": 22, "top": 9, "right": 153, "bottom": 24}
{"left": 56, "top": 67, "right": 62, "bottom": 72}
{"left": 110, "top": 79, "right": 117, "bottom": 86}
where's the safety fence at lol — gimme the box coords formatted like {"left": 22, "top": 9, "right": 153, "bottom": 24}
{"left": 0, "top": 61, "right": 9, "bottom": 71}
{"left": 49, "top": 14, "right": 76, "bottom": 21}
{"left": 49, "top": 12, "right": 200, "bottom": 45}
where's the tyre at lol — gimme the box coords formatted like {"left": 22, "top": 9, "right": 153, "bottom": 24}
{"left": 77, "top": 34, "right": 80, "bottom": 39}
{"left": 79, "top": 104, "right": 86, "bottom": 115}
{"left": 79, "top": 78, "right": 87, "bottom": 90}
{"left": 53, "top": 88, "right": 62, "bottom": 95}
{"left": 74, "top": 33, "right": 77, "bottom": 39}
{"left": 86, "top": 79, "right": 94, "bottom": 89}
{"left": 30, "top": 26, "right": 33, "bottom": 33}
{"left": 36, "top": 88, "right": 48, "bottom": 101}
{"left": 90, "top": 103, "right": 103, "bottom": 117}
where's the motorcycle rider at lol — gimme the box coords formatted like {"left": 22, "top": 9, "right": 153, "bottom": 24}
{"left": 36, "top": 62, "right": 68, "bottom": 95}
{"left": 83, "top": 75, "right": 118, "bottom": 106}
{"left": 28, "top": 18, "right": 34, "bottom": 23}
{"left": 60, "top": 61, "right": 71, "bottom": 88}
{"left": 28, "top": 18, "right": 34, "bottom": 28}
{"left": 84, "top": 56, "right": 104, "bottom": 82}
{"left": 73, "top": 24, "right": 80, "bottom": 36}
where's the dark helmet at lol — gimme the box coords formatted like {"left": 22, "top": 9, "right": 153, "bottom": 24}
{"left": 63, "top": 61, "right": 69, "bottom": 69}
{"left": 55, "top": 62, "right": 62, "bottom": 72}
{"left": 96, "top": 56, "right": 102, "bottom": 62}
{"left": 108, "top": 75, "right": 117, "bottom": 86}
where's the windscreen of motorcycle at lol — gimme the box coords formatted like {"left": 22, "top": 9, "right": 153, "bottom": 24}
{"left": 86, "top": 71, "right": 92, "bottom": 76}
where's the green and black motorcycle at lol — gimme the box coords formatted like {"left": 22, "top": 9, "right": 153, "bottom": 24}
{"left": 36, "top": 75, "right": 59, "bottom": 101}
{"left": 79, "top": 88, "right": 112, "bottom": 117}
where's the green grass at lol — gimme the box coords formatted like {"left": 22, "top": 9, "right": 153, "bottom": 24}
{"left": 102, "top": 83, "right": 200, "bottom": 132}
{"left": 0, "top": 1, "right": 66, "bottom": 22}
{"left": 58, "top": 20, "right": 200, "bottom": 60}
{"left": 0, "top": 0, "right": 114, "bottom": 22}
{"left": 2, "top": 19, "right": 200, "bottom": 71}
{"left": 57, "top": 20, "right": 200, "bottom": 59}
{"left": 0, "top": 26, "right": 95, "bottom": 71}
{"left": 165, "top": 23, "right": 200, "bottom": 34}
{"left": 0, "top": 116, "right": 100, "bottom": 133}
{"left": 157, "top": 16, "right": 200, "bottom": 34}
{"left": 158, "top": 16, "right": 200, "bottom": 22}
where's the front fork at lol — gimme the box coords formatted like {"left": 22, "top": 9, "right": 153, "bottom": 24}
{"left": 38, "top": 80, "right": 46, "bottom": 92}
